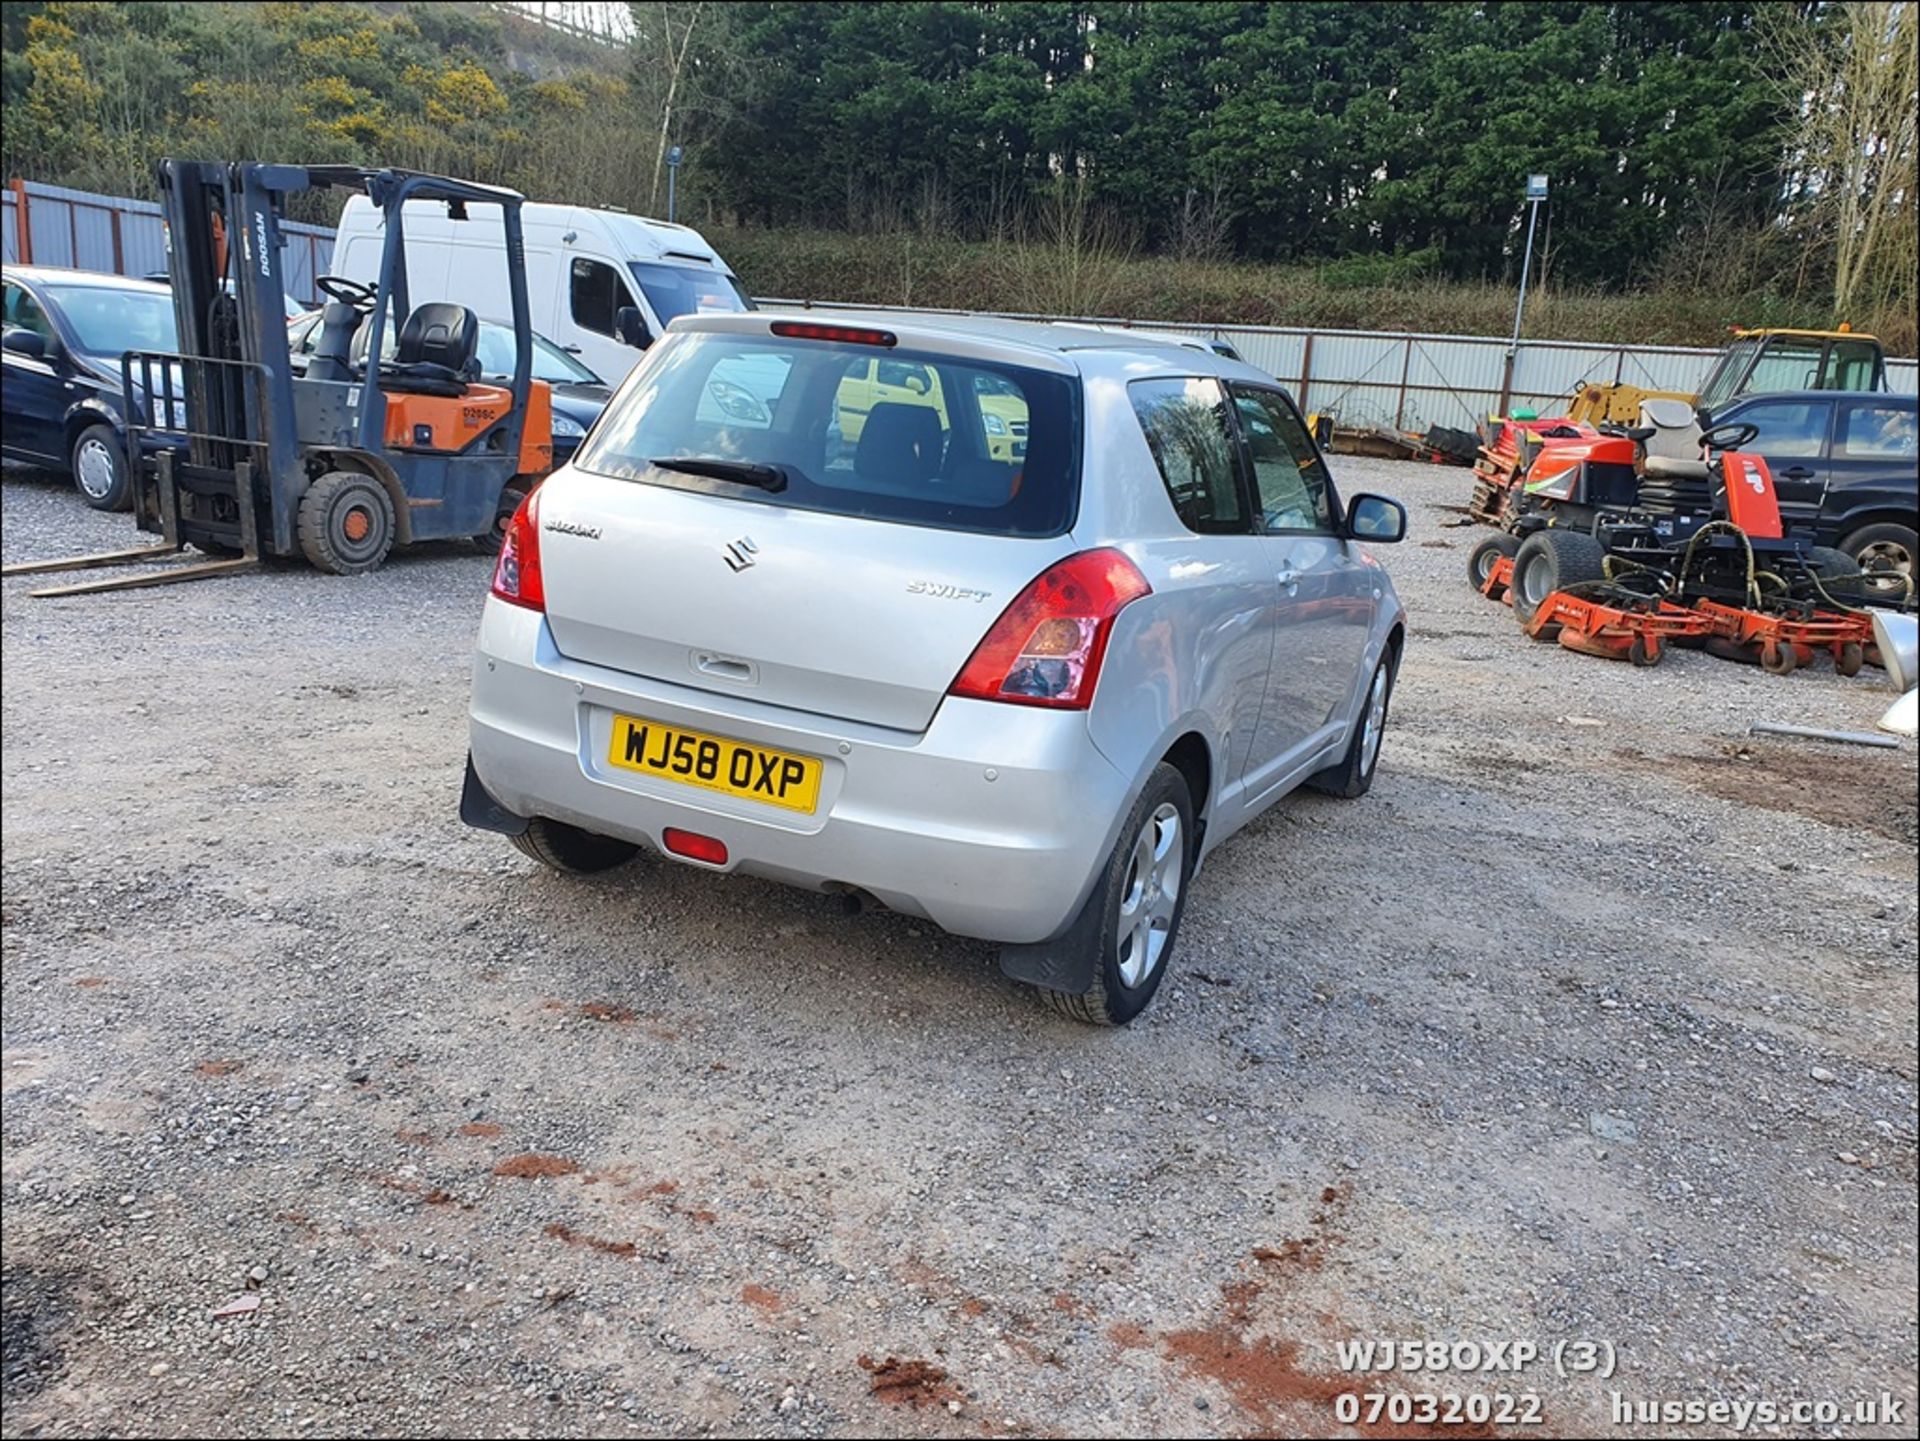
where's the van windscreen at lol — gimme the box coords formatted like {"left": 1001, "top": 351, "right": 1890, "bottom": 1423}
{"left": 572, "top": 332, "right": 1080, "bottom": 537}
{"left": 629, "top": 262, "right": 750, "bottom": 326}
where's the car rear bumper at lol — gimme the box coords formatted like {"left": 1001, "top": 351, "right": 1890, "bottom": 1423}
{"left": 467, "top": 599, "right": 1133, "bottom": 944}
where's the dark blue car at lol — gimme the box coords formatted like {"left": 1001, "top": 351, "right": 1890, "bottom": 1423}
{"left": 1708, "top": 389, "right": 1919, "bottom": 599}
{"left": 2, "top": 265, "right": 190, "bottom": 511}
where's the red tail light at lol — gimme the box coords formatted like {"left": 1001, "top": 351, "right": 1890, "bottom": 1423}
{"left": 490, "top": 487, "right": 545, "bottom": 612}
{"left": 949, "top": 549, "right": 1150, "bottom": 709}
{"left": 769, "top": 320, "right": 897, "bottom": 347}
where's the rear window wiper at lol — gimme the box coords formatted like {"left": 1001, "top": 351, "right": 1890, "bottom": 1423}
{"left": 649, "top": 457, "right": 788, "bottom": 493}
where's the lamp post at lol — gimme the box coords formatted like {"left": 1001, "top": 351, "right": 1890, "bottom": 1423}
{"left": 1509, "top": 173, "right": 1548, "bottom": 356}
{"left": 666, "top": 145, "right": 683, "bottom": 223}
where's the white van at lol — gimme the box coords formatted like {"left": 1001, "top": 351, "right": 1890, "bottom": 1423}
{"left": 332, "top": 197, "right": 753, "bottom": 384}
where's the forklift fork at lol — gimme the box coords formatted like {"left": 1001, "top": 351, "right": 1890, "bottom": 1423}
{"left": 0, "top": 452, "right": 260, "bottom": 597}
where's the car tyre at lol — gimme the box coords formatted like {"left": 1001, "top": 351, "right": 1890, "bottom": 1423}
{"left": 474, "top": 482, "right": 529, "bottom": 557}
{"left": 510, "top": 817, "right": 639, "bottom": 874}
{"left": 71, "top": 424, "right": 132, "bottom": 511}
{"left": 1836, "top": 523, "right": 1916, "bottom": 603}
{"left": 1306, "top": 649, "right": 1398, "bottom": 799}
{"left": 298, "top": 470, "right": 396, "bottom": 575}
{"left": 1034, "top": 762, "right": 1193, "bottom": 1028}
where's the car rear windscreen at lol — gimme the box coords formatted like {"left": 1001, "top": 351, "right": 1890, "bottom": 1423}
{"left": 572, "top": 332, "right": 1081, "bottom": 537}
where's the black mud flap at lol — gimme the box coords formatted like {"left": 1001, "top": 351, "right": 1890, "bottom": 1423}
{"left": 460, "top": 755, "right": 528, "bottom": 836}
{"left": 997, "top": 879, "right": 1102, "bottom": 996}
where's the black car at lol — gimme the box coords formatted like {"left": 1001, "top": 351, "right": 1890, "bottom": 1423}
{"left": 1709, "top": 389, "right": 1919, "bottom": 598}
{"left": 285, "top": 310, "right": 611, "bottom": 465}
{"left": 2, "top": 265, "right": 187, "bottom": 510}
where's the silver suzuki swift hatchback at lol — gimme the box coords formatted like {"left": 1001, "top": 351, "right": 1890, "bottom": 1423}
{"left": 463, "top": 312, "right": 1408, "bottom": 1025}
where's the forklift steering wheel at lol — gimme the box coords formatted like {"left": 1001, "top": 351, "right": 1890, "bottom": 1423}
{"left": 1700, "top": 420, "right": 1760, "bottom": 451}
{"left": 316, "top": 275, "right": 377, "bottom": 309}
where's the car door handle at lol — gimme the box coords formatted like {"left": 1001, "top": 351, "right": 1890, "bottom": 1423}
{"left": 1780, "top": 466, "right": 1815, "bottom": 480}
{"left": 1276, "top": 567, "right": 1300, "bottom": 591}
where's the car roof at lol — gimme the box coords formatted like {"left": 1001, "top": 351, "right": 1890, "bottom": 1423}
{"left": 1721, "top": 390, "right": 1912, "bottom": 407}
{"left": 5, "top": 264, "right": 171, "bottom": 294}
{"left": 678, "top": 309, "right": 1266, "bottom": 380}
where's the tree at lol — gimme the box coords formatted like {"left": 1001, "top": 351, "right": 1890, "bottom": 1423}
{"left": 1769, "top": 1, "right": 1919, "bottom": 321}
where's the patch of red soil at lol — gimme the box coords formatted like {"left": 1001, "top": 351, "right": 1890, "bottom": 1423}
{"left": 1107, "top": 1321, "right": 1151, "bottom": 1350}
{"left": 194, "top": 1059, "right": 241, "bottom": 1077}
{"left": 1051, "top": 1291, "right": 1092, "bottom": 1319}
{"left": 73, "top": 977, "right": 107, "bottom": 989}
{"left": 579, "top": 1002, "right": 635, "bottom": 1023}
{"left": 543, "top": 1222, "right": 637, "bottom": 1258}
{"left": 395, "top": 1128, "right": 435, "bottom": 1147}
{"left": 457, "top": 1122, "right": 503, "bottom": 1138}
{"left": 1252, "top": 1237, "right": 1325, "bottom": 1271}
{"left": 858, "top": 1355, "right": 961, "bottom": 1409}
{"left": 422, "top": 1189, "right": 455, "bottom": 1205}
{"left": 685, "top": 1206, "right": 717, "bottom": 1225}
{"left": 741, "top": 1283, "right": 783, "bottom": 1312}
{"left": 644, "top": 1180, "right": 678, "bottom": 1195}
{"left": 955, "top": 1297, "right": 989, "bottom": 1320}
{"left": 493, "top": 1153, "right": 581, "bottom": 1179}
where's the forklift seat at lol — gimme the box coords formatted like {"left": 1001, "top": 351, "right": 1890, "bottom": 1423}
{"left": 381, "top": 302, "right": 480, "bottom": 397}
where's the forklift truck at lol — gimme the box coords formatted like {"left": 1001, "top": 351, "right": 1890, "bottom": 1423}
{"left": 6, "top": 160, "right": 554, "bottom": 597}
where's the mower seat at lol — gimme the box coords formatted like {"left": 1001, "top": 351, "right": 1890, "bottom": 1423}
{"left": 1638, "top": 397, "right": 1709, "bottom": 480}
{"left": 381, "top": 302, "right": 479, "bottom": 398}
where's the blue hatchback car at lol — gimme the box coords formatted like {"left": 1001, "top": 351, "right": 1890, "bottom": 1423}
{"left": 2, "top": 265, "right": 188, "bottom": 511}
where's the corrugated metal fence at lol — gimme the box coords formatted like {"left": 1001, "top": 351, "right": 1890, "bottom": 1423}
{"left": 7, "top": 178, "right": 1915, "bottom": 414}
{"left": 4, "top": 179, "right": 335, "bottom": 304}
{"left": 763, "top": 300, "right": 1920, "bottom": 431}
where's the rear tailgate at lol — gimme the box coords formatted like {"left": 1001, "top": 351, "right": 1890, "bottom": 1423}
{"left": 539, "top": 471, "right": 1073, "bottom": 732}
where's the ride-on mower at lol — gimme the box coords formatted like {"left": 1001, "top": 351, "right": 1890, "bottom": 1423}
{"left": 4, "top": 161, "right": 554, "bottom": 597}
{"left": 1468, "top": 413, "right": 1882, "bottom": 675}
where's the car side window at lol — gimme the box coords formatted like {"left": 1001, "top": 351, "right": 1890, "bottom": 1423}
{"left": 4, "top": 282, "right": 54, "bottom": 342}
{"left": 1836, "top": 401, "right": 1916, "bottom": 459}
{"left": 1230, "top": 386, "right": 1337, "bottom": 533}
{"left": 1736, "top": 400, "right": 1832, "bottom": 459}
{"left": 1128, "top": 377, "right": 1248, "bottom": 534}
{"left": 569, "top": 257, "right": 636, "bottom": 339}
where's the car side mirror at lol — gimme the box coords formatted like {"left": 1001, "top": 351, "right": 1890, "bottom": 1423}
{"left": 2, "top": 327, "right": 48, "bottom": 359}
{"left": 1346, "top": 493, "right": 1407, "bottom": 543}
{"left": 614, "top": 306, "right": 651, "bottom": 349}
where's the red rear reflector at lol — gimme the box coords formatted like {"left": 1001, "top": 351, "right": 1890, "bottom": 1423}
{"left": 949, "top": 549, "right": 1151, "bottom": 709}
{"left": 662, "top": 828, "right": 728, "bottom": 865}
{"left": 490, "top": 485, "right": 545, "bottom": 612}
{"left": 769, "top": 320, "right": 897, "bottom": 348}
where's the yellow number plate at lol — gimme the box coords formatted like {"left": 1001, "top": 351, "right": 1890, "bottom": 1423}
{"left": 607, "top": 714, "right": 822, "bottom": 814}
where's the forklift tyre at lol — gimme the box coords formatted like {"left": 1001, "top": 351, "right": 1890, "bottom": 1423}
{"left": 1510, "top": 529, "right": 1608, "bottom": 626}
{"left": 71, "top": 424, "right": 133, "bottom": 512}
{"left": 298, "top": 471, "right": 396, "bottom": 576}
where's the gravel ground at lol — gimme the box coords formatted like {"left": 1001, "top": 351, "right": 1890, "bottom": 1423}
{"left": 3, "top": 454, "right": 1915, "bottom": 1440}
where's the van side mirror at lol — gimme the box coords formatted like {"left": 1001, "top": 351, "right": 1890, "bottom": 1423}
{"left": 2, "top": 327, "right": 48, "bottom": 359}
{"left": 1346, "top": 493, "right": 1406, "bottom": 543}
{"left": 614, "top": 306, "right": 651, "bottom": 349}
